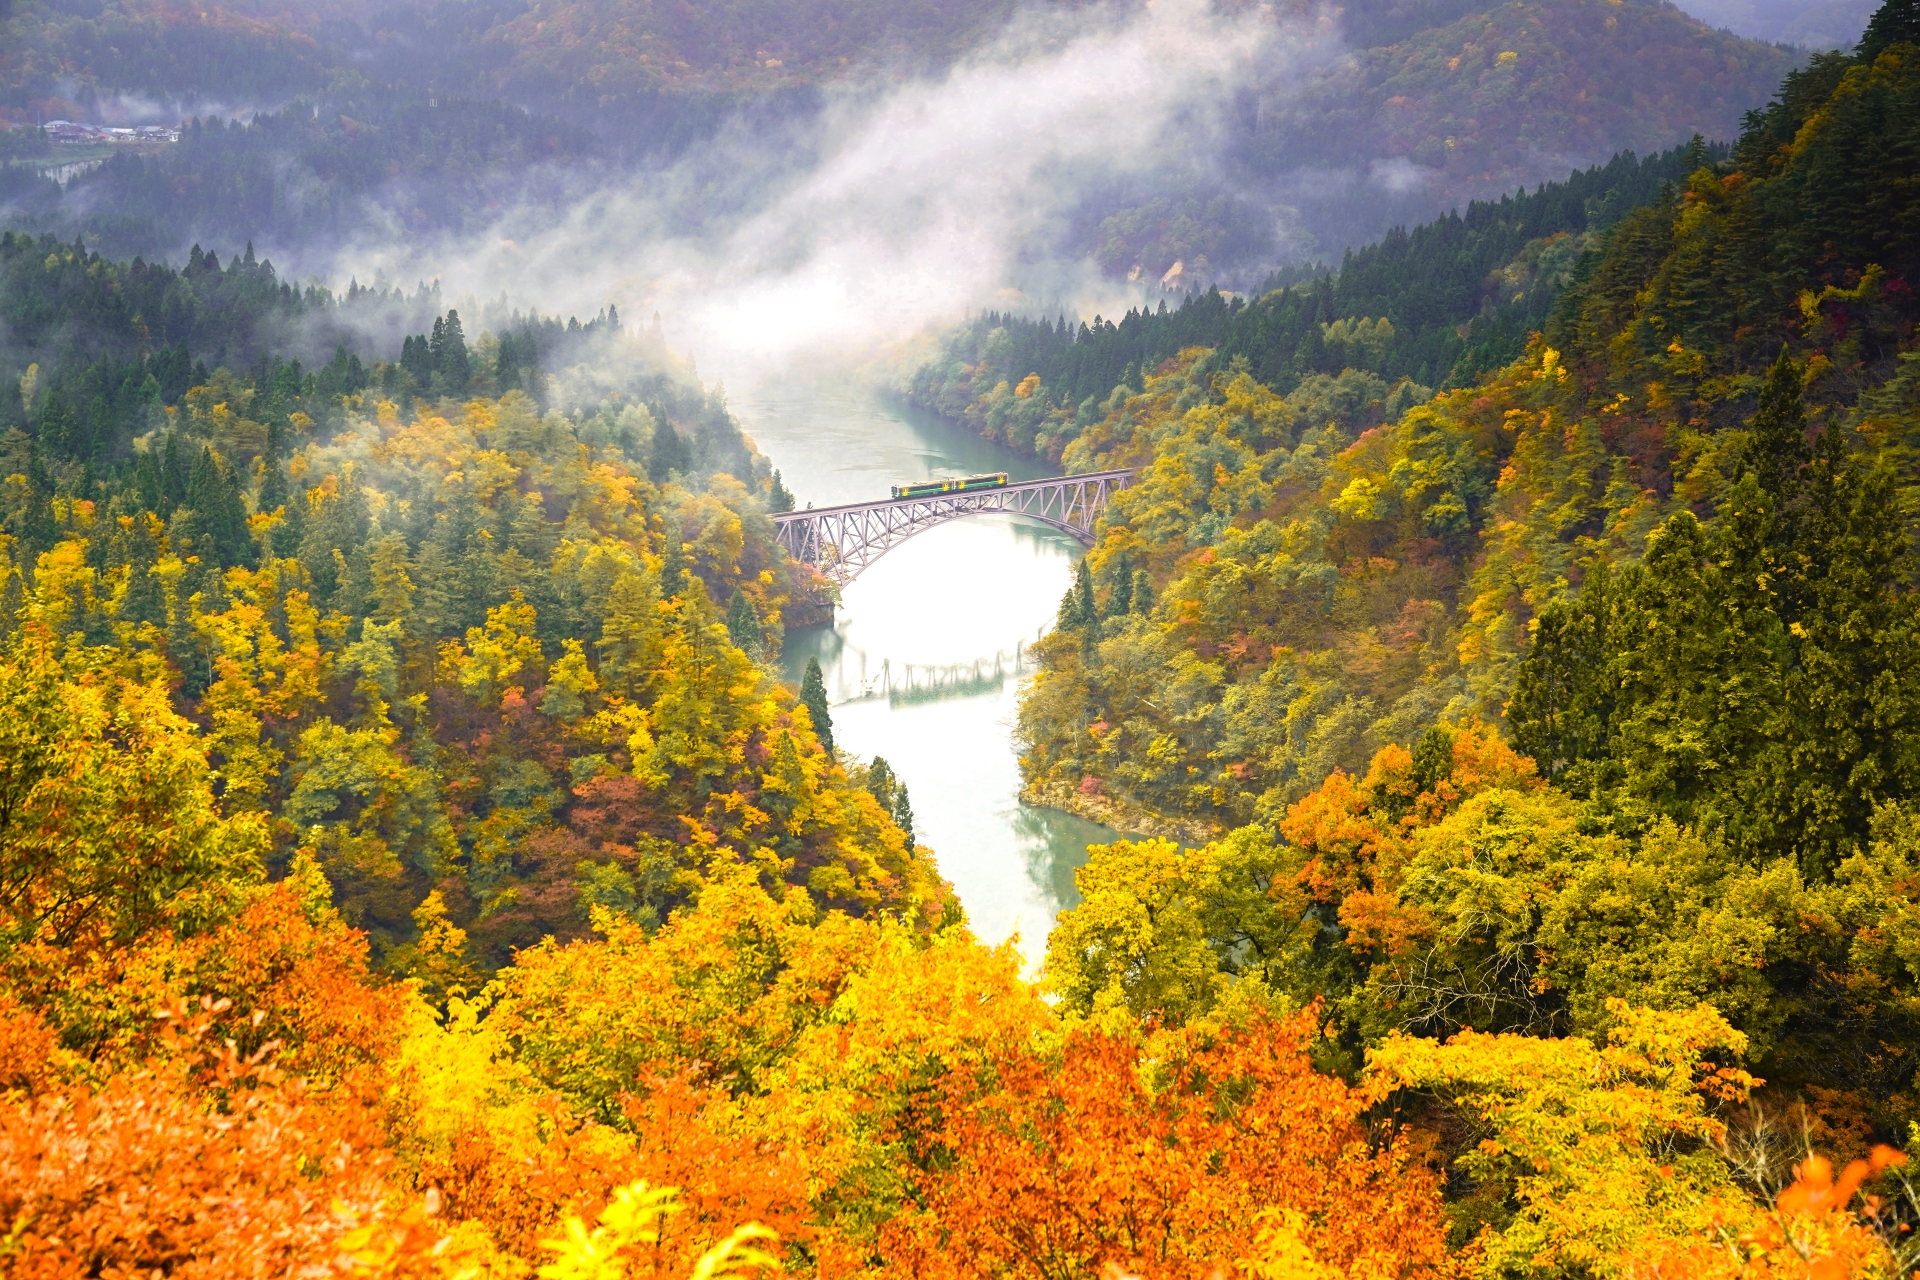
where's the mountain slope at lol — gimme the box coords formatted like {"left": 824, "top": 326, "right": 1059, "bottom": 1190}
{"left": 1012, "top": 24, "right": 1918, "bottom": 835}
{"left": 1245, "top": 0, "right": 1799, "bottom": 249}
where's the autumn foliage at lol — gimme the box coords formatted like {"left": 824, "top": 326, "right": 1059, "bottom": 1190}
{"left": 884, "top": 1009, "right": 1454, "bottom": 1280}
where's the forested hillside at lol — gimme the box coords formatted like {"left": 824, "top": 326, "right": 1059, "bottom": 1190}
{"left": 906, "top": 138, "right": 1713, "bottom": 457}
{"left": 1017, "top": 0, "right": 1920, "bottom": 1138}
{"left": 1017, "top": 10, "right": 1917, "bottom": 830}
{"left": 0, "top": 96, "right": 601, "bottom": 260}
{"left": 1245, "top": 0, "right": 1797, "bottom": 245}
{"left": 0, "top": 229, "right": 872, "bottom": 971}
{"left": 2, "top": 0, "right": 1800, "bottom": 281}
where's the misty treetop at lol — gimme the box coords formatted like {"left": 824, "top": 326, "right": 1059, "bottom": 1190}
{"left": 906, "top": 139, "right": 1720, "bottom": 463}
{"left": 0, "top": 228, "right": 875, "bottom": 975}
{"left": 0, "top": 229, "right": 657, "bottom": 498}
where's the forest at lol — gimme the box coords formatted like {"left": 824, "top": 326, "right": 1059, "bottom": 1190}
{"left": 2, "top": 1, "right": 1919, "bottom": 1278}
{"left": 903, "top": 136, "right": 1721, "bottom": 455}
{"left": 1016, "top": 0, "right": 1920, "bottom": 1192}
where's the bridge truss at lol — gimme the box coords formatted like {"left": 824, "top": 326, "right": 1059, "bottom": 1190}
{"left": 772, "top": 469, "right": 1134, "bottom": 586}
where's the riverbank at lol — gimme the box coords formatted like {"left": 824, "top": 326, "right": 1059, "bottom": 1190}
{"left": 1019, "top": 780, "right": 1222, "bottom": 847}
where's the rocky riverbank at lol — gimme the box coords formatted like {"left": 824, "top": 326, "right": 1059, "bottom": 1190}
{"left": 1020, "top": 781, "right": 1223, "bottom": 847}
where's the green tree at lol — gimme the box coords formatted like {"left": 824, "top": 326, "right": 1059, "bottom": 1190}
{"left": 726, "top": 586, "right": 765, "bottom": 659}
{"left": 0, "top": 631, "right": 266, "bottom": 962}
{"left": 768, "top": 469, "right": 795, "bottom": 513}
{"left": 1045, "top": 828, "right": 1304, "bottom": 1028}
{"left": 865, "top": 756, "right": 915, "bottom": 848}
{"left": 1059, "top": 557, "right": 1096, "bottom": 631}
{"left": 800, "top": 656, "right": 833, "bottom": 758}
{"left": 1507, "top": 562, "right": 1618, "bottom": 794}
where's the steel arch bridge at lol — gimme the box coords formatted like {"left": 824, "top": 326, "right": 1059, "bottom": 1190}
{"left": 772, "top": 469, "right": 1134, "bottom": 586}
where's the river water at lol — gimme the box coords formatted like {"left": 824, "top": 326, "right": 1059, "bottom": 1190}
{"left": 729, "top": 377, "right": 1119, "bottom": 968}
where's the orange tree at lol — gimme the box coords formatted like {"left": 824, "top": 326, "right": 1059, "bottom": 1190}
{"left": 881, "top": 1007, "right": 1457, "bottom": 1280}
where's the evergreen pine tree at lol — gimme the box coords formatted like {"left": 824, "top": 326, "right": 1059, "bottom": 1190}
{"left": 273, "top": 482, "right": 306, "bottom": 560}
{"left": 1770, "top": 424, "right": 1920, "bottom": 876}
{"left": 596, "top": 568, "right": 663, "bottom": 698}
{"left": 801, "top": 656, "right": 834, "bottom": 758}
{"left": 1509, "top": 561, "right": 1617, "bottom": 794}
{"left": 1109, "top": 559, "right": 1133, "bottom": 618}
{"left": 258, "top": 422, "right": 289, "bottom": 515}
{"left": 1744, "top": 348, "right": 1811, "bottom": 549}
{"left": 437, "top": 310, "right": 472, "bottom": 391}
{"left": 1606, "top": 513, "right": 1731, "bottom": 830}
{"left": 865, "top": 757, "right": 897, "bottom": 811}
{"left": 401, "top": 333, "right": 433, "bottom": 387}
{"left": 134, "top": 447, "right": 165, "bottom": 514}
{"left": 37, "top": 395, "right": 74, "bottom": 455}
{"left": 769, "top": 469, "right": 795, "bottom": 513}
{"left": 891, "top": 782, "right": 915, "bottom": 850}
{"left": 660, "top": 517, "right": 687, "bottom": 602}
{"left": 726, "top": 587, "right": 765, "bottom": 658}
{"left": 648, "top": 422, "right": 691, "bottom": 485}
{"left": 1059, "top": 558, "right": 1097, "bottom": 631}
{"left": 859, "top": 754, "right": 914, "bottom": 844}
{"left": 1130, "top": 568, "right": 1153, "bottom": 615}
{"left": 186, "top": 447, "right": 251, "bottom": 567}
{"left": 116, "top": 515, "right": 166, "bottom": 632}
{"left": 1859, "top": 0, "right": 1920, "bottom": 59}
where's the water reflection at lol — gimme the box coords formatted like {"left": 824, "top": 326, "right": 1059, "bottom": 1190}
{"left": 735, "top": 377, "right": 1121, "bottom": 969}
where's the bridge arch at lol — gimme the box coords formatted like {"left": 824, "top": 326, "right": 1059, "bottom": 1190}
{"left": 771, "top": 469, "right": 1134, "bottom": 586}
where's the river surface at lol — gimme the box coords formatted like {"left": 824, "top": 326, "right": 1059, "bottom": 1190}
{"left": 729, "top": 377, "right": 1119, "bottom": 969}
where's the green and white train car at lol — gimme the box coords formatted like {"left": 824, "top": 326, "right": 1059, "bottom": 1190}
{"left": 890, "top": 472, "right": 1009, "bottom": 500}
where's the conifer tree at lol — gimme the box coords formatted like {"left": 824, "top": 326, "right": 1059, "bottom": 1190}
{"left": 865, "top": 757, "right": 897, "bottom": 811}
{"left": 1059, "top": 558, "right": 1096, "bottom": 631}
{"left": 1509, "top": 562, "right": 1616, "bottom": 792}
{"left": 801, "top": 656, "right": 833, "bottom": 758}
{"left": 257, "top": 423, "right": 288, "bottom": 517}
{"left": 660, "top": 517, "right": 688, "bottom": 602}
{"left": 186, "top": 446, "right": 251, "bottom": 568}
{"left": 862, "top": 756, "right": 913, "bottom": 843}
{"left": 401, "top": 333, "right": 432, "bottom": 388}
{"left": 768, "top": 469, "right": 795, "bottom": 513}
{"left": 725, "top": 587, "right": 764, "bottom": 658}
{"left": 160, "top": 431, "right": 186, "bottom": 513}
{"left": 648, "top": 421, "right": 691, "bottom": 485}
{"left": 1770, "top": 425, "right": 1920, "bottom": 875}
{"left": 133, "top": 448, "right": 165, "bottom": 515}
{"left": 891, "top": 780, "right": 915, "bottom": 850}
{"left": 596, "top": 568, "right": 663, "bottom": 698}
{"left": 1859, "top": 0, "right": 1920, "bottom": 58}
{"left": 435, "top": 310, "right": 472, "bottom": 391}
{"left": 1109, "top": 559, "right": 1133, "bottom": 618}
{"left": 115, "top": 516, "right": 165, "bottom": 632}
{"left": 1130, "top": 568, "right": 1153, "bottom": 615}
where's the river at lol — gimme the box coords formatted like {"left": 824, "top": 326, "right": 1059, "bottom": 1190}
{"left": 728, "top": 377, "right": 1120, "bottom": 969}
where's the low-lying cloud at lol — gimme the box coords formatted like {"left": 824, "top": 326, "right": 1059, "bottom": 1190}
{"left": 329, "top": 0, "right": 1340, "bottom": 385}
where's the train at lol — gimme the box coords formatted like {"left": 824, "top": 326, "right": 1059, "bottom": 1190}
{"left": 890, "top": 472, "right": 1009, "bottom": 500}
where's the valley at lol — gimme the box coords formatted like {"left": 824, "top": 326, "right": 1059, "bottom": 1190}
{"left": 0, "top": 0, "right": 1917, "bottom": 1275}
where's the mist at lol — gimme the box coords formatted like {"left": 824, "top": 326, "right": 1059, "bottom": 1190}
{"left": 325, "top": 0, "right": 1340, "bottom": 389}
